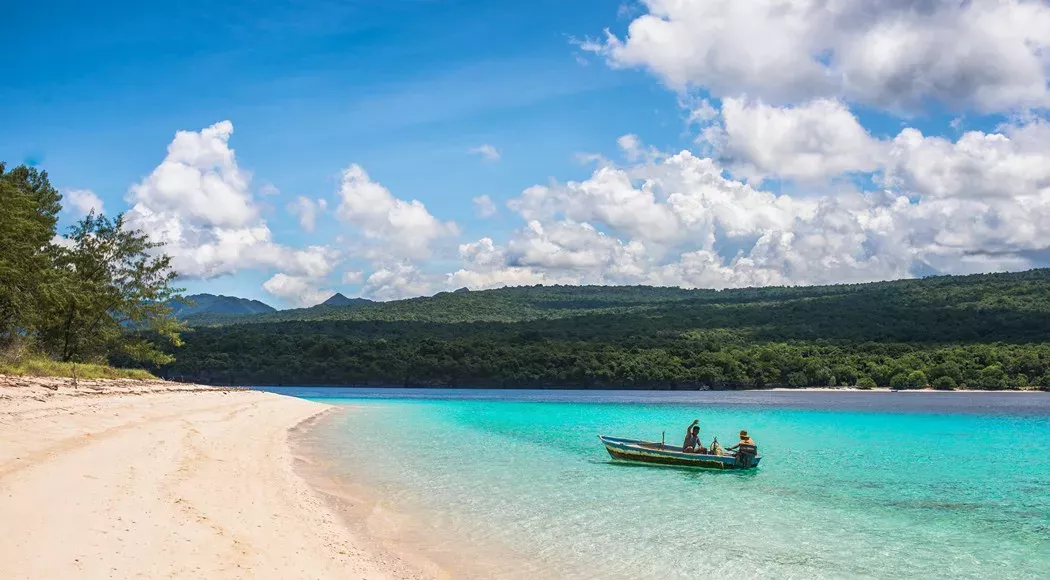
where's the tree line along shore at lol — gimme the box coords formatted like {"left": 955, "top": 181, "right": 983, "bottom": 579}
{"left": 4, "top": 161, "right": 1050, "bottom": 391}
{"left": 162, "top": 272, "right": 1050, "bottom": 391}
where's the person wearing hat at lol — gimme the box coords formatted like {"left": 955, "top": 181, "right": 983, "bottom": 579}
{"left": 728, "top": 430, "right": 758, "bottom": 467}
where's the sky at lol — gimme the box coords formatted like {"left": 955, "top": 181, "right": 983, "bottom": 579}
{"left": 4, "top": 0, "right": 1050, "bottom": 308}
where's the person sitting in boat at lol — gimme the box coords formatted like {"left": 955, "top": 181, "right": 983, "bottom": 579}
{"left": 728, "top": 430, "right": 758, "bottom": 466}
{"left": 683, "top": 419, "right": 707, "bottom": 454}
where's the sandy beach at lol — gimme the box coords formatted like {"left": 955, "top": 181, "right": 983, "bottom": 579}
{"left": 0, "top": 376, "right": 416, "bottom": 580}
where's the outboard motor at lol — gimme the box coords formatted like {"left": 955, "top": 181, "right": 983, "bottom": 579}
{"left": 734, "top": 442, "right": 758, "bottom": 468}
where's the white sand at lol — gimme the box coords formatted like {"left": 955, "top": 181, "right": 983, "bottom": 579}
{"left": 0, "top": 376, "right": 418, "bottom": 579}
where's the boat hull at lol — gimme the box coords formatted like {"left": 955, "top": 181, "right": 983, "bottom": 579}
{"left": 599, "top": 435, "right": 761, "bottom": 470}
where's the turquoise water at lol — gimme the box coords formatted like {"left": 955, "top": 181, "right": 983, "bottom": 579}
{"left": 272, "top": 388, "right": 1050, "bottom": 579}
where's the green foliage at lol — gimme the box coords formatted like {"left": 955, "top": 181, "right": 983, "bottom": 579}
{"left": 932, "top": 376, "right": 957, "bottom": 390}
{"left": 856, "top": 376, "right": 877, "bottom": 390}
{"left": 0, "top": 163, "right": 62, "bottom": 343}
{"left": 977, "top": 365, "right": 1006, "bottom": 390}
{"left": 0, "top": 161, "right": 184, "bottom": 375}
{"left": 36, "top": 213, "right": 184, "bottom": 364}
{"left": 0, "top": 353, "right": 155, "bottom": 380}
{"left": 154, "top": 269, "right": 1050, "bottom": 390}
{"left": 907, "top": 370, "right": 928, "bottom": 389}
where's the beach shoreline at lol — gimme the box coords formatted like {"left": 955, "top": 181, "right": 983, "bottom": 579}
{"left": 288, "top": 405, "right": 596, "bottom": 580}
{"left": 0, "top": 375, "right": 416, "bottom": 579}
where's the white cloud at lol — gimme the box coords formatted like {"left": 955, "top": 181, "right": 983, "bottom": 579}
{"left": 446, "top": 264, "right": 561, "bottom": 290}
{"left": 483, "top": 121, "right": 1050, "bottom": 291}
{"left": 510, "top": 162, "right": 682, "bottom": 245}
{"left": 469, "top": 144, "right": 501, "bottom": 162}
{"left": 288, "top": 196, "right": 327, "bottom": 232}
{"left": 447, "top": 236, "right": 578, "bottom": 289}
{"left": 715, "top": 98, "right": 887, "bottom": 182}
{"left": 335, "top": 164, "right": 459, "bottom": 260}
{"left": 593, "top": 0, "right": 1050, "bottom": 113}
{"left": 459, "top": 237, "right": 507, "bottom": 271}
{"left": 50, "top": 235, "right": 76, "bottom": 250}
{"left": 885, "top": 118, "right": 1050, "bottom": 200}
{"left": 472, "top": 194, "right": 498, "bottom": 218}
{"left": 341, "top": 270, "right": 364, "bottom": 285}
{"left": 125, "top": 121, "right": 337, "bottom": 279}
{"left": 115, "top": 113, "right": 1050, "bottom": 301}
{"left": 262, "top": 273, "right": 335, "bottom": 307}
{"left": 64, "top": 189, "right": 104, "bottom": 217}
{"left": 508, "top": 220, "right": 645, "bottom": 275}
{"left": 361, "top": 263, "right": 439, "bottom": 301}
{"left": 128, "top": 121, "right": 255, "bottom": 228}
{"left": 617, "top": 134, "right": 641, "bottom": 159}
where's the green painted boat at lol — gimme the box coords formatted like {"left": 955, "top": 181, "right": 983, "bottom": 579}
{"left": 599, "top": 435, "right": 761, "bottom": 470}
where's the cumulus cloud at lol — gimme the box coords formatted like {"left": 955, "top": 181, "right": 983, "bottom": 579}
{"left": 593, "top": 0, "right": 1050, "bottom": 113}
{"left": 335, "top": 164, "right": 459, "bottom": 260}
{"left": 128, "top": 121, "right": 256, "bottom": 228}
{"left": 884, "top": 118, "right": 1050, "bottom": 200}
{"left": 452, "top": 117, "right": 1050, "bottom": 291}
{"left": 469, "top": 144, "right": 501, "bottom": 162}
{"left": 715, "top": 98, "right": 887, "bottom": 182}
{"left": 262, "top": 273, "right": 335, "bottom": 307}
{"left": 510, "top": 162, "right": 682, "bottom": 245}
{"left": 459, "top": 238, "right": 507, "bottom": 270}
{"left": 63, "top": 189, "right": 104, "bottom": 217}
{"left": 125, "top": 121, "right": 337, "bottom": 279}
{"left": 446, "top": 237, "right": 575, "bottom": 290}
{"left": 115, "top": 111, "right": 1050, "bottom": 302}
{"left": 361, "top": 263, "right": 439, "bottom": 301}
{"left": 472, "top": 194, "right": 498, "bottom": 218}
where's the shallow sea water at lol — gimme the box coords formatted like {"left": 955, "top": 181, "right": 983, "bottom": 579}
{"left": 266, "top": 388, "right": 1050, "bottom": 579}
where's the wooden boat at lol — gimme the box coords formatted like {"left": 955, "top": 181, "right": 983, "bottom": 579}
{"left": 598, "top": 435, "right": 761, "bottom": 470}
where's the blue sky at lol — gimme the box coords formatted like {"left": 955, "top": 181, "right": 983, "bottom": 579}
{"left": 4, "top": 1, "right": 1049, "bottom": 307}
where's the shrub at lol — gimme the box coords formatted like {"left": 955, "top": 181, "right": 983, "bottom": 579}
{"left": 932, "top": 376, "right": 957, "bottom": 390}
{"left": 856, "top": 376, "right": 877, "bottom": 390}
{"left": 906, "top": 370, "right": 928, "bottom": 389}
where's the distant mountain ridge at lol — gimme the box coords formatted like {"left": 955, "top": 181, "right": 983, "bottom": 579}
{"left": 321, "top": 293, "right": 374, "bottom": 307}
{"left": 173, "top": 294, "right": 276, "bottom": 318}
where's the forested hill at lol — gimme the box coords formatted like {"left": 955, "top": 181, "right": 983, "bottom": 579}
{"left": 173, "top": 294, "right": 275, "bottom": 319}
{"left": 158, "top": 269, "right": 1050, "bottom": 390}
{"left": 189, "top": 269, "right": 1050, "bottom": 329}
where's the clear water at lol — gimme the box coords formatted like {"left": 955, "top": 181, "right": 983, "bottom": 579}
{"left": 267, "top": 388, "right": 1050, "bottom": 579}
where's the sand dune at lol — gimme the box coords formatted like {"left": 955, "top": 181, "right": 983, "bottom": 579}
{"left": 0, "top": 377, "right": 413, "bottom": 579}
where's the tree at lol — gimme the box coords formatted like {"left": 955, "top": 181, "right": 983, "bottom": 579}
{"left": 906, "top": 370, "right": 928, "bottom": 389}
{"left": 856, "top": 376, "right": 877, "bottom": 389}
{"left": 931, "top": 376, "right": 956, "bottom": 390}
{"left": 786, "top": 371, "right": 808, "bottom": 388}
{"left": 0, "top": 163, "right": 62, "bottom": 344}
{"left": 38, "top": 212, "right": 184, "bottom": 365}
{"left": 889, "top": 373, "right": 910, "bottom": 389}
{"left": 928, "top": 362, "right": 963, "bottom": 383}
{"left": 977, "top": 365, "right": 1006, "bottom": 390}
